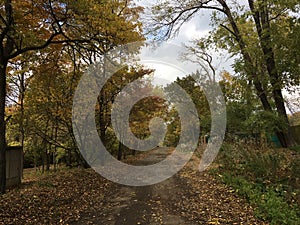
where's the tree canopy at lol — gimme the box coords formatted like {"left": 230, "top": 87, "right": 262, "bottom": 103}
{"left": 0, "top": 0, "right": 145, "bottom": 193}
{"left": 151, "top": 0, "right": 300, "bottom": 147}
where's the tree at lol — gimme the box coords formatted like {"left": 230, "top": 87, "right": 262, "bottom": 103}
{"left": 107, "top": 73, "right": 168, "bottom": 159}
{"left": 6, "top": 53, "right": 34, "bottom": 149}
{"left": 129, "top": 89, "right": 168, "bottom": 153}
{"left": 164, "top": 107, "right": 181, "bottom": 147}
{"left": 0, "top": 0, "right": 144, "bottom": 193}
{"left": 95, "top": 66, "right": 154, "bottom": 147}
{"left": 290, "top": 112, "right": 300, "bottom": 126}
{"left": 23, "top": 45, "right": 83, "bottom": 169}
{"left": 166, "top": 75, "right": 210, "bottom": 135}
{"left": 151, "top": 0, "right": 299, "bottom": 147}
{"left": 218, "top": 71, "right": 255, "bottom": 136}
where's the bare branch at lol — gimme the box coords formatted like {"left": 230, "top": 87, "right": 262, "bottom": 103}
{"left": 220, "top": 24, "right": 236, "bottom": 38}
{"left": 8, "top": 32, "right": 61, "bottom": 59}
{"left": 0, "top": 0, "right": 13, "bottom": 44}
{"left": 165, "top": 6, "right": 201, "bottom": 26}
{"left": 152, "top": 1, "right": 224, "bottom": 40}
{"left": 0, "top": 15, "right": 7, "bottom": 26}
{"left": 118, "top": 0, "right": 128, "bottom": 16}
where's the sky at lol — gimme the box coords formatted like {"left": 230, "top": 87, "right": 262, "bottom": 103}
{"left": 132, "top": 0, "right": 299, "bottom": 111}
{"left": 133, "top": 0, "right": 236, "bottom": 85}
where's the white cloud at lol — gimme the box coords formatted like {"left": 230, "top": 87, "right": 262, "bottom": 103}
{"left": 174, "top": 13, "right": 212, "bottom": 43}
{"left": 132, "top": 0, "right": 237, "bottom": 83}
{"left": 138, "top": 43, "right": 197, "bottom": 85}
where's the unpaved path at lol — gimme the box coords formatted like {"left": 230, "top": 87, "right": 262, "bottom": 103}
{"left": 72, "top": 147, "right": 265, "bottom": 225}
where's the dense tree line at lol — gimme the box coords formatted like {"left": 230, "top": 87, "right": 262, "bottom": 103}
{"left": 0, "top": 0, "right": 145, "bottom": 193}
{"left": 1, "top": 0, "right": 299, "bottom": 195}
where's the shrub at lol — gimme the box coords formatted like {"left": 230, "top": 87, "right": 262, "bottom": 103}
{"left": 222, "top": 173, "right": 300, "bottom": 225}
{"left": 216, "top": 143, "right": 300, "bottom": 224}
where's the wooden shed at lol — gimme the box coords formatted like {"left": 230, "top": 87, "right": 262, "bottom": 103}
{"left": 6, "top": 146, "right": 23, "bottom": 187}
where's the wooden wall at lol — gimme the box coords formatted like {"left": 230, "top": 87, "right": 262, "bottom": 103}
{"left": 6, "top": 146, "right": 23, "bottom": 187}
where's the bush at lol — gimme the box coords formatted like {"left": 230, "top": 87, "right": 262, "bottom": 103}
{"left": 24, "top": 151, "right": 36, "bottom": 168}
{"left": 222, "top": 173, "right": 300, "bottom": 225}
{"left": 289, "top": 145, "right": 300, "bottom": 153}
{"left": 216, "top": 143, "right": 300, "bottom": 224}
{"left": 242, "top": 150, "right": 282, "bottom": 183}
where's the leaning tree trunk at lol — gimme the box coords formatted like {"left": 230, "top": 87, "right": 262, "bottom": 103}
{"left": 253, "top": 4, "right": 296, "bottom": 147}
{"left": 272, "top": 88, "right": 295, "bottom": 147}
{"left": 0, "top": 61, "right": 7, "bottom": 194}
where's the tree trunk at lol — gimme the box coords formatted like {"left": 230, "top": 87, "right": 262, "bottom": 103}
{"left": 251, "top": 4, "right": 295, "bottom": 147}
{"left": 46, "top": 148, "right": 50, "bottom": 171}
{"left": 74, "top": 147, "right": 90, "bottom": 168}
{"left": 272, "top": 89, "right": 295, "bottom": 147}
{"left": 19, "top": 73, "right": 25, "bottom": 178}
{"left": 218, "top": 0, "right": 273, "bottom": 112}
{"left": 1, "top": 0, "right": 14, "bottom": 192}
{"left": 67, "top": 148, "right": 71, "bottom": 167}
{"left": 19, "top": 72, "right": 25, "bottom": 148}
{"left": 0, "top": 62, "right": 7, "bottom": 194}
{"left": 53, "top": 125, "right": 58, "bottom": 171}
{"left": 117, "top": 141, "right": 123, "bottom": 160}
{"left": 98, "top": 91, "right": 107, "bottom": 145}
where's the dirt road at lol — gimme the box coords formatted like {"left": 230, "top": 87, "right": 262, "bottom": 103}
{"left": 73, "top": 147, "right": 264, "bottom": 225}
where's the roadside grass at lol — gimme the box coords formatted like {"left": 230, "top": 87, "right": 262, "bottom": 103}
{"left": 213, "top": 142, "right": 300, "bottom": 225}
{"left": 289, "top": 145, "right": 300, "bottom": 153}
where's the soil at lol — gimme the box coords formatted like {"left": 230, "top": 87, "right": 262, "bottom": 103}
{"left": 0, "top": 147, "right": 267, "bottom": 225}
{"left": 71, "top": 147, "right": 266, "bottom": 225}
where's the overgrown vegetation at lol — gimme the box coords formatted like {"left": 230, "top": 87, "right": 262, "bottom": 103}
{"left": 215, "top": 143, "right": 300, "bottom": 224}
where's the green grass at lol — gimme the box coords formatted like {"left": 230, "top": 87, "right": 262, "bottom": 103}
{"left": 289, "top": 145, "right": 300, "bottom": 153}
{"left": 215, "top": 143, "right": 300, "bottom": 224}
{"left": 222, "top": 173, "right": 300, "bottom": 225}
